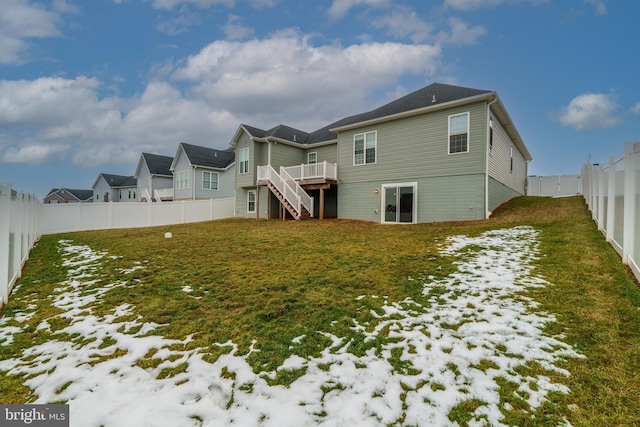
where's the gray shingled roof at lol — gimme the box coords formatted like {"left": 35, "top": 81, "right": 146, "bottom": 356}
{"left": 142, "top": 152, "right": 173, "bottom": 176}
{"left": 241, "top": 124, "right": 309, "bottom": 143}
{"left": 180, "top": 143, "right": 235, "bottom": 169}
{"left": 100, "top": 174, "right": 137, "bottom": 188}
{"left": 243, "top": 83, "right": 493, "bottom": 145}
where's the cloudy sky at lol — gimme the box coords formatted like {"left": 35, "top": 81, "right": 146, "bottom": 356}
{"left": 0, "top": 0, "right": 637, "bottom": 197}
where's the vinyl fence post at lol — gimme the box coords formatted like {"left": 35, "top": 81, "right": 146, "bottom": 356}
{"left": 623, "top": 142, "right": 640, "bottom": 264}
{"left": 597, "top": 165, "right": 605, "bottom": 230}
{"left": 605, "top": 157, "right": 616, "bottom": 242}
{"left": 0, "top": 184, "right": 11, "bottom": 306}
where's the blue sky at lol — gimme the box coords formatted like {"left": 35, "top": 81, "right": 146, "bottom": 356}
{"left": 0, "top": 0, "right": 637, "bottom": 198}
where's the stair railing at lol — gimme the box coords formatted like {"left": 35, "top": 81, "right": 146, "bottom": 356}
{"left": 259, "top": 165, "right": 302, "bottom": 217}
{"left": 280, "top": 167, "right": 314, "bottom": 217}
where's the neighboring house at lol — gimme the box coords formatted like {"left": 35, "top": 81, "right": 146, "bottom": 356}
{"left": 43, "top": 188, "right": 94, "bottom": 204}
{"left": 231, "top": 82, "right": 532, "bottom": 224}
{"left": 134, "top": 152, "right": 174, "bottom": 202}
{"left": 92, "top": 174, "right": 137, "bottom": 202}
{"left": 170, "top": 142, "right": 236, "bottom": 201}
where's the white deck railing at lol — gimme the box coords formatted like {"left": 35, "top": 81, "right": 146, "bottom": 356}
{"left": 282, "top": 161, "right": 337, "bottom": 181}
{"left": 154, "top": 188, "right": 174, "bottom": 201}
{"left": 280, "top": 167, "right": 314, "bottom": 217}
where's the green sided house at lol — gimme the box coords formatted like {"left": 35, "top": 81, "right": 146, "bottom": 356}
{"left": 230, "top": 82, "right": 532, "bottom": 224}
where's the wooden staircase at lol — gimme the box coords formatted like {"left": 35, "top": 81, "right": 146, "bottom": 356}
{"left": 257, "top": 165, "right": 314, "bottom": 220}
{"left": 267, "top": 182, "right": 312, "bottom": 220}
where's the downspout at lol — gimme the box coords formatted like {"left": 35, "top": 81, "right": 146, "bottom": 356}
{"left": 267, "top": 139, "right": 272, "bottom": 166}
{"left": 485, "top": 95, "right": 498, "bottom": 219}
{"left": 192, "top": 165, "right": 196, "bottom": 201}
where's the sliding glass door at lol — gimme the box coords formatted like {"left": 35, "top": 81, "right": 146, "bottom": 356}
{"left": 382, "top": 183, "right": 417, "bottom": 224}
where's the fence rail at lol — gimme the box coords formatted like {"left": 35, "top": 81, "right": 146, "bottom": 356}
{"left": 581, "top": 141, "right": 640, "bottom": 283}
{"left": 0, "top": 184, "right": 42, "bottom": 307}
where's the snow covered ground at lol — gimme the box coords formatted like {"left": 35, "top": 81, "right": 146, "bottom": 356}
{"left": 0, "top": 226, "right": 584, "bottom": 426}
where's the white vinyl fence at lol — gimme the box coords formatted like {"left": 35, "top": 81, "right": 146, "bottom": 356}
{"left": 1, "top": 194, "right": 235, "bottom": 307}
{"left": 41, "top": 197, "right": 236, "bottom": 234}
{"left": 0, "top": 184, "right": 42, "bottom": 307}
{"left": 527, "top": 174, "right": 582, "bottom": 197}
{"left": 581, "top": 141, "right": 640, "bottom": 283}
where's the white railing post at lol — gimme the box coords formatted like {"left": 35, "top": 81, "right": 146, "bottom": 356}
{"left": 0, "top": 184, "right": 10, "bottom": 306}
{"left": 623, "top": 142, "right": 640, "bottom": 264}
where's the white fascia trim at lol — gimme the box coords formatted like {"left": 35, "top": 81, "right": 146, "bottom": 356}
{"left": 254, "top": 136, "right": 337, "bottom": 149}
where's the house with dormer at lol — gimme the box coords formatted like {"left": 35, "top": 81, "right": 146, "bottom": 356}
{"left": 230, "top": 82, "right": 531, "bottom": 224}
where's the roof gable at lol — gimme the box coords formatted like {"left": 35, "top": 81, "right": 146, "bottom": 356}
{"left": 141, "top": 152, "right": 173, "bottom": 176}
{"left": 95, "top": 173, "right": 137, "bottom": 189}
{"left": 177, "top": 143, "right": 235, "bottom": 169}
{"left": 46, "top": 188, "right": 94, "bottom": 201}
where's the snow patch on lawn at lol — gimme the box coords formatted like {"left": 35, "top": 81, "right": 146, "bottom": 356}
{"left": 0, "top": 227, "right": 584, "bottom": 426}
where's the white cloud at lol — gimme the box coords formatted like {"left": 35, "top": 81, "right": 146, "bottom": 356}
{"left": 371, "top": 6, "right": 434, "bottom": 43}
{"left": 0, "top": 76, "right": 232, "bottom": 166}
{"left": 584, "top": 0, "right": 606, "bottom": 15}
{"left": 441, "top": 17, "right": 487, "bottom": 45}
{"left": 0, "top": 0, "right": 64, "bottom": 64}
{"left": 2, "top": 144, "right": 70, "bottom": 164}
{"left": 222, "top": 14, "right": 254, "bottom": 40}
{"left": 146, "top": 0, "right": 235, "bottom": 10}
{"left": 443, "top": 0, "right": 547, "bottom": 10}
{"left": 327, "top": 0, "right": 390, "bottom": 20}
{"left": 172, "top": 30, "right": 441, "bottom": 129}
{"left": 557, "top": 93, "right": 621, "bottom": 130}
{"left": 156, "top": 6, "right": 202, "bottom": 35}
{"left": 444, "top": 0, "right": 505, "bottom": 10}
{"left": 631, "top": 102, "right": 640, "bottom": 115}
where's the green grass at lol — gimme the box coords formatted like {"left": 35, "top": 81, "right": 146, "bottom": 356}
{"left": 1, "top": 196, "right": 639, "bottom": 426}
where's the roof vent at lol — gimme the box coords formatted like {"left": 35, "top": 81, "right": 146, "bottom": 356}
{"left": 432, "top": 95, "right": 437, "bottom": 103}
{"left": 293, "top": 134, "right": 297, "bottom": 142}
{"left": 214, "top": 151, "right": 217, "bottom": 157}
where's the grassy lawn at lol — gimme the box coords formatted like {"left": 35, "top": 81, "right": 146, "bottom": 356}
{"left": 1, "top": 196, "right": 639, "bottom": 426}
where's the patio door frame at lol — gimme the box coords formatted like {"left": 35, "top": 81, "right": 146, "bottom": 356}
{"left": 381, "top": 182, "right": 417, "bottom": 224}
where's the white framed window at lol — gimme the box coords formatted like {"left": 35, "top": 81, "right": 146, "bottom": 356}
{"left": 448, "top": 112, "right": 469, "bottom": 154}
{"left": 202, "top": 171, "right": 219, "bottom": 190}
{"left": 247, "top": 190, "right": 256, "bottom": 213}
{"left": 307, "top": 152, "right": 317, "bottom": 164}
{"left": 176, "top": 170, "right": 190, "bottom": 190}
{"left": 354, "top": 131, "right": 376, "bottom": 165}
{"left": 239, "top": 147, "right": 249, "bottom": 174}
